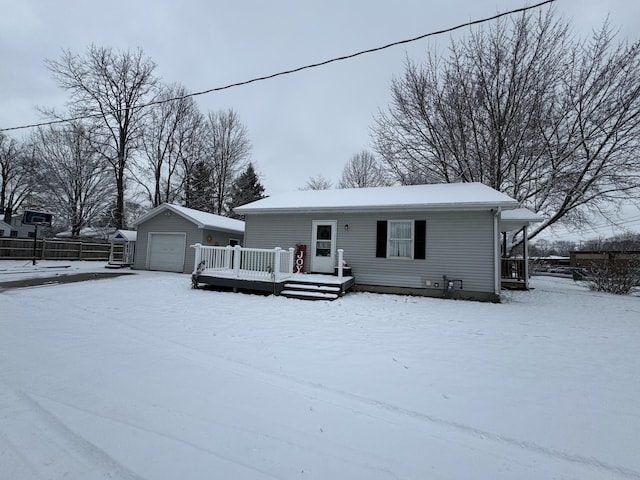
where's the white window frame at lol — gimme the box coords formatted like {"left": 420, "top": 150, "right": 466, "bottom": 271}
{"left": 387, "top": 219, "right": 414, "bottom": 259}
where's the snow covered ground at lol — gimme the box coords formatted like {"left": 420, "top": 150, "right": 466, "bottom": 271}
{"left": 1, "top": 261, "right": 639, "bottom": 479}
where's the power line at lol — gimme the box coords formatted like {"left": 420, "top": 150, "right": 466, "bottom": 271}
{"left": 540, "top": 214, "right": 640, "bottom": 240}
{"left": 0, "top": 0, "right": 557, "bottom": 133}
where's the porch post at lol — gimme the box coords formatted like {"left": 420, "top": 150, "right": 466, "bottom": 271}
{"left": 192, "top": 243, "right": 202, "bottom": 274}
{"left": 233, "top": 245, "right": 241, "bottom": 277}
{"left": 274, "top": 247, "right": 282, "bottom": 282}
{"left": 288, "top": 247, "right": 295, "bottom": 275}
{"left": 337, "top": 249, "right": 344, "bottom": 281}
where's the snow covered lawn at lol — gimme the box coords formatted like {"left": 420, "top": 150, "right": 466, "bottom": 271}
{"left": 1, "top": 263, "right": 639, "bottom": 479}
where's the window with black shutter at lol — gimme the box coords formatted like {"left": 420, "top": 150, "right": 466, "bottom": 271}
{"left": 414, "top": 220, "right": 426, "bottom": 259}
{"left": 376, "top": 220, "right": 426, "bottom": 259}
{"left": 376, "top": 220, "right": 387, "bottom": 257}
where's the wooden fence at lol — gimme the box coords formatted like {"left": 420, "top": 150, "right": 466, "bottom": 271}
{"left": 0, "top": 238, "right": 110, "bottom": 261}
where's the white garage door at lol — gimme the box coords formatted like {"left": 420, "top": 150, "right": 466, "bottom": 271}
{"left": 148, "top": 233, "right": 186, "bottom": 272}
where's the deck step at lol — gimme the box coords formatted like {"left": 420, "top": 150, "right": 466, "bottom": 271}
{"left": 280, "top": 279, "right": 346, "bottom": 301}
{"left": 283, "top": 283, "right": 341, "bottom": 292}
{"left": 280, "top": 289, "right": 339, "bottom": 301}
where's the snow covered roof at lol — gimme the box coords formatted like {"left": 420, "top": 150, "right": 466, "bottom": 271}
{"left": 500, "top": 208, "right": 544, "bottom": 222}
{"left": 55, "top": 226, "right": 113, "bottom": 239}
{"left": 235, "top": 182, "right": 519, "bottom": 214}
{"left": 110, "top": 229, "right": 137, "bottom": 242}
{"left": 499, "top": 208, "right": 544, "bottom": 232}
{"left": 133, "top": 203, "right": 245, "bottom": 233}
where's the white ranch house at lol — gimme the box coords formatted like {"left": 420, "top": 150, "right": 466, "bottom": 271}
{"left": 192, "top": 182, "right": 542, "bottom": 302}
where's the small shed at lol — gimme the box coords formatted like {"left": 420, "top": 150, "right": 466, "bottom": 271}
{"left": 132, "top": 203, "right": 245, "bottom": 273}
{"left": 107, "top": 229, "right": 137, "bottom": 268}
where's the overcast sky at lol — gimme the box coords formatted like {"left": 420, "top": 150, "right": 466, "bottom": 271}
{"left": 1, "top": 0, "right": 639, "bottom": 238}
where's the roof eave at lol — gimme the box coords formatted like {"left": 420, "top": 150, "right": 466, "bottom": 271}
{"left": 132, "top": 203, "right": 179, "bottom": 226}
{"left": 236, "top": 201, "right": 519, "bottom": 215}
{"left": 202, "top": 224, "right": 245, "bottom": 234}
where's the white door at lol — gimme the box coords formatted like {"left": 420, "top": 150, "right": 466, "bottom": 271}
{"left": 311, "top": 220, "right": 337, "bottom": 273}
{"left": 148, "top": 233, "right": 186, "bottom": 272}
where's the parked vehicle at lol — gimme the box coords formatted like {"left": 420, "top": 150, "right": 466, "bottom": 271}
{"left": 548, "top": 266, "right": 573, "bottom": 273}
{"left": 548, "top": 266, "right": 589, "bottom": 278}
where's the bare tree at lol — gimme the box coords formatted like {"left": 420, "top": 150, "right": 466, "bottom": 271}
{"left": 204, "top": 109, "right": 251, "bottom": 215}
{"left": 582, "top": 233, "right": 640, "bottom": 251}
{"left": 29, "top": 122, "right": 114, "bottom": 236}
{"left": 372, "top": 8, "right": 640, "bottom": 244}
{"left": 301, "top": 174, "right": 333, "bottom": 191}
{"left": 45, "top": 45, "right": 157, "bottom": 228}
{"left": 0, "top": 133, "right": 34, "bottom": 218}
{"left": 136, "top": 83, "right": 202, "bottom": 207}
{"left": 338, "top": 150, "right": 390, "bottom": 188}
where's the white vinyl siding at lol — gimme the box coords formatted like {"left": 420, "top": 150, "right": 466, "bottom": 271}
{"left": 243, "top": 210, "right": 496, "bottom": 295}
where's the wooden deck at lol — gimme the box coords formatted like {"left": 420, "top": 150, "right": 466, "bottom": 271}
{"left": 192, "top": 270, "right": 355, "bottom": 300}
{"left": 190, "top": 244, "right": 354, "bottom": 300}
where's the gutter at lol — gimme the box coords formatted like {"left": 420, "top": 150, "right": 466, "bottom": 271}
{"left": 235, "top": 201, "right": 519, "bottom": 216}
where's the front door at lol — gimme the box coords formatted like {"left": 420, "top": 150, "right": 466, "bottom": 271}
{"left": 311, "top": 220, "right": 337, "bottom": 273}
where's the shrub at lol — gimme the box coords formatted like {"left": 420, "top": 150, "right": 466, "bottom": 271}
{"left": 586, "top": 252, "right": 640, "bottom": 295}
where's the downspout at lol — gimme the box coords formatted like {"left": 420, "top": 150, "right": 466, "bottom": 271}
{"left": 493, "top": 207, "right": 502, "bottom": 300}
{"left": 523, "top": 225, "right": 529, "bottom": 289}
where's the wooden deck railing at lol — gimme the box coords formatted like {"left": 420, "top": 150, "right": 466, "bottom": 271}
{"left": 192, "top": 244, "right": 349, "bottom": 282}
{"left": 192, "top": 244, "right": 295, "bottom": 282}
{"left": 501, "top": 258, "right": 527, "bottom": 281}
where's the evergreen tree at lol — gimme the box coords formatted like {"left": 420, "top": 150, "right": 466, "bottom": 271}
{"left": 187, "top": 160, "right": 215, "bottom": 213}
{"left": 227, "top": 163, "right": 265, "bottom": 218}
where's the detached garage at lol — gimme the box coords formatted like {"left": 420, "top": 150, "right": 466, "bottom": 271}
{"left": 132, "top": 203, "right": 245, "bottom": 273}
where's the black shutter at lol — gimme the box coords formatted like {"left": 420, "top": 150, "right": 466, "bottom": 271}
{"left": 414, "top": 220, "right": 426, "bottom": 259}
{"left": 376, "top": 221, "right": 387, "bottom": 258}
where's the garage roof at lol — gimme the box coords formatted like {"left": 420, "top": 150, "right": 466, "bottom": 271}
{"left": 133, "top": 204, "right": 245, "bottom": 233}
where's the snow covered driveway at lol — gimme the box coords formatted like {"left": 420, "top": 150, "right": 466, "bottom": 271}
{"left": 1, "top": 266, "right": 639, "bottom": 479}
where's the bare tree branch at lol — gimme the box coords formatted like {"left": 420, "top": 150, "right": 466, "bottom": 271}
{"left": 338, "top": 150, "right": 390, "bottom": 188}
{"left": 29, "top": 122, "right": 115, "bottom": 235}
{"left": 372, "top": 7, "right": 640, "bottom": 245}
{"left": 45, "top": 45, "right": 157, "bottom": 228}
